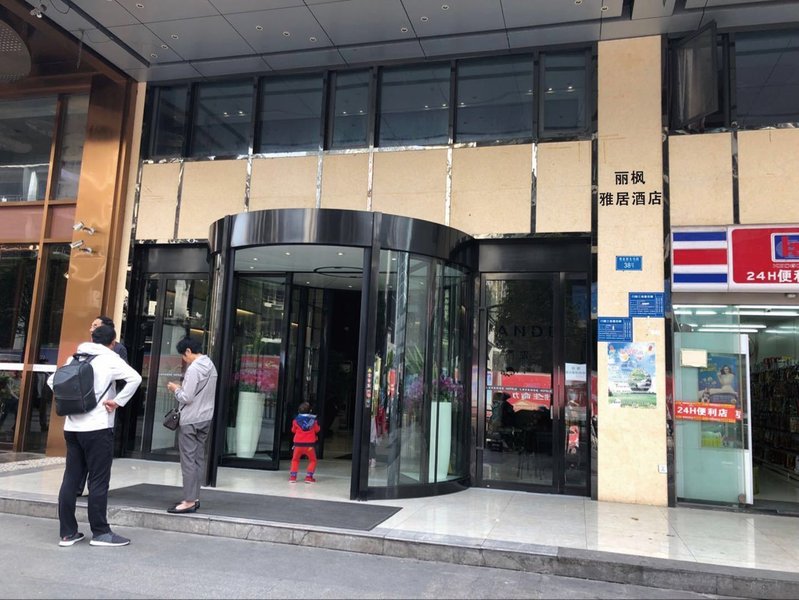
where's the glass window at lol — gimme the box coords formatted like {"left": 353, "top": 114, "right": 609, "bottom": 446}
{"left": 0, "top": 96, "right": 57, "bottom": 202}
{"left": 53, "top": 94, "right": 89, "bottom": 200}
{"left": 0, "top": 369, "right": 22, "bottom": 446}
{"left": 35, "top": 244, "right": 70, "bottom": 366}
{"left": 0, "top": 245, "right": 36, "bottom": 363}
{"left": 227, "top": 276, "right": 285, "bottom": 462}
{"left": 735, "top": 29, "right": 799, "bottom": 127}
{"left": 672, "top": 305, "right": 750, "bottom": 504}
{"left": 190, "top": 81, "right": 253, "bottom": 157}
{"left": 150, "top": 85, "right": 188, "bottom": 158}
{"left": 257, "top": 74, "right": 323, "bottom": 153}
{"left": 330, "top": 70, "right": 370, "bottom": 149}
{"left": 540, "top": 51, "right": 588, "bottom": 137}
{"left": 18, "top": 243, "right": 69, "bottom": 452}
{"left": 370, "top": 250, "right": 469, "bottom": 489}
{"left": 378, "top": 64, "right": 450, "bottom": 147}
{"left": 456, "top": 56, "right": 534, "bottom": 143}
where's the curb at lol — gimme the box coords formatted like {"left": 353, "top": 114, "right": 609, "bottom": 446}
{"left": 2, "top": 494, "right": 798, "bottom": 599}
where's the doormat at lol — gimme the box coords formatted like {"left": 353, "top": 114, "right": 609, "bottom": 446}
{"left": 107, "top": 483, "right": 401, "bottom": 531}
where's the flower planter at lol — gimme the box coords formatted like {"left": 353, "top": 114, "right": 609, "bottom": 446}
{"left": 235, "top": 391, "right": 266, "bottom": 458}
{"left": 429, "top": 401, "right": 452, "bottom": 482}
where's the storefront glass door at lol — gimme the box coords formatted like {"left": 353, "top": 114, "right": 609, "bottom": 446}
{"left": 478, "top": 273, "right": 590, "bottom": 494}
{"left": 673, "top": 305, "right": 754, "bottom": 504}
{"left": 125, "top": 275, "right": 210, "bottom": 458}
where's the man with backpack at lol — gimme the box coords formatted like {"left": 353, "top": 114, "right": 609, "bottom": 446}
{"left": 76, "top": 315, "right": 128, "bottom": 497}
{"left": 48, "top": 324, "right": 141, "bottom": 547}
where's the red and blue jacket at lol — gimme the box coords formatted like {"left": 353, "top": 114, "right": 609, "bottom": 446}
{"left": 292, "top": 413, "right": 320, "bottom": 447}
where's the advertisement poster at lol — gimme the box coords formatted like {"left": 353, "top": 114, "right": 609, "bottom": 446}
{"left": 607, "top": 342, "right": 656, "bottom": 408}
{"left": 697, "top": 352, "right": 745, "bottom": 449}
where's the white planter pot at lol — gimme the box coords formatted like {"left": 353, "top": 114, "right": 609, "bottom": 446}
{"left": 225, "top": 426, "right": 236, "bottom": 454}
{"left": 235, "top": 391, "right": 266, "bottom": 458}
{"left": 429, "top": 401, "right": 452, "bottom": 482}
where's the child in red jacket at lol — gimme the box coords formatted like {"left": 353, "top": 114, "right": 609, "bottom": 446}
{"left": 290, "top": 402, "right": 320, "bottom": 483}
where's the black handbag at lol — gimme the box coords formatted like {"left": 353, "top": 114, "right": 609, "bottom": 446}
{"left": 163, "top": 407, "right": 181, "bottom": 431}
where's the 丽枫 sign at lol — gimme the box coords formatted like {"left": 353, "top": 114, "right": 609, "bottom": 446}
{"left": 729, "top": 226, "right": 799, "bottom": 291}
{"left": 671, "top": 225, "right": 799, "bottom": 292}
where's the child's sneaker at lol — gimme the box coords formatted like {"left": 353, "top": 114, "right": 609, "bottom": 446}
{"left": 304, "top": 475, "right": 316, "bottom": 483}
{"left": 289, "top": 473, "right": 297, "bottom": 483}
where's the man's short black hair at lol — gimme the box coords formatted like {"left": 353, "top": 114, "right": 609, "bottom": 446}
{"left": 176, "top": 337, "right": 203, "bottom": 355}
{"left": 91, "top": 324, "right": 116, "bottom": 346}
{"left": 95, "top": 315, "right": 115, "bottom": 328}
{"left": 298, "top": 401, "right": 311, "bottom": 413}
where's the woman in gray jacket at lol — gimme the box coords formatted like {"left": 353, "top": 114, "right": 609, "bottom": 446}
{"left": 166, "top": 337, "right": 217, "bottom": 514}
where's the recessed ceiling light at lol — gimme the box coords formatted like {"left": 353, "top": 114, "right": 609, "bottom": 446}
{"left": 285, "top": 251, "right": 291, "bottom": 256}
{"left": 337, "top": 251, "right": 344, "bottom": 256}
{"left": 575, "top": 0, "right": 582, "bottom": 4}
{"left": 441, "top": 4, "right": 449, "bottom": 9}
{"left": 400, "top": 27, "right": 408, "bottom": 33}
{"left": 420, "top": 16, "right": 428, "bottom": 22}
{"left": 171, "top": 34, "right": 179, "bottom": 39}
{"left": 136, "top": 3, "right": 143, "bottom": 8}
{"left": 252, "top": 257, "right": 258, "bottom": 261}
{"left": 150, "top": 53, "right": 158, "bottom": 58}
{"left": 601, "top": 4, "right": 608, "bottom": 10}
{"left": 282, "top": 31, "right": 290, "bottom": 37}
{"left": 309, "top": 36, "right": 317, "bottom": 42}
{"left": 256, "top": 25, "right": 263, "bottom": 31}
{"left": 160, "top": 44, "right": 167, "bottom": 49}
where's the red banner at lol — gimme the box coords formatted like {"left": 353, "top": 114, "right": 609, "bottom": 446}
{"left": 674, "top": 401, "right": 740, "bottom": 423}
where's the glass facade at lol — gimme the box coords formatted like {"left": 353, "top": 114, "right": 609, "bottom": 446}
{"left": 540, "top": 51, "right": 588, "bottom": 136}
{"left": 150, "top": 85, "right": 189, "bottom": 158}
{"left": 257, "top": 74, "right": 323, "bottom": 153}
{"left": 190, "top": 80, "right": 253, "bottom": 157}
{"left": 378, "top": 64, "right": 451, "bottom": 147}
{"left": 456, "top": 56, "right": 534, "bottom": 143}
{"left": 330, "top": 70, "right": 370, "bottom": 149}
{"left": 53, "top": 94, "right": 89, "bottom": 200}
{"left": 143, "top": 50, "right": 593, "bottom": 159}
{"left": 0, "top": 96, "right": 57, "bottom": 203}
{"left": 735, "top": 29, "right": 799, "bottom": 127}
{"left": 0, "top": 245, "right": 37, "bottom": 363}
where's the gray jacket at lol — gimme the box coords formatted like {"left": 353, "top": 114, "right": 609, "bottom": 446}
{"left": 174, "top": 354, "right": 217, "bottom": 426}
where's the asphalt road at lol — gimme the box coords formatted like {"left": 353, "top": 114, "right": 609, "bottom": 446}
{"left": 2, "top": 513, "right": 729, "bottom": 599}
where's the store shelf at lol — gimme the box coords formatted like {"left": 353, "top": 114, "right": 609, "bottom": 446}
{"left": 751, "top": 363, "right": 799, "bottom": 476}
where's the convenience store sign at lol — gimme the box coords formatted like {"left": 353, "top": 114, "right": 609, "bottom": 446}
{"left": 674, "top": 401, "right": 741, "bottom": 423}
{"left": 671, "top": 225, "right": 799, "bottom": 292}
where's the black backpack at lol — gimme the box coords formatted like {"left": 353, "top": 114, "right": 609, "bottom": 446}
{"left": 53, "top": 353, "right": 113, "bottom": 417}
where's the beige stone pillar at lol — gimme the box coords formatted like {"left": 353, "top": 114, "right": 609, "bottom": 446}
{"left": 597, "top": 36, "right": 667, "bottom": 505}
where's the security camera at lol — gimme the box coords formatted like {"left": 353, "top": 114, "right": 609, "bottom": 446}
{"left": 72, "top": 221, "right": 96, "bottom": 234}
{"left": 69, "top": 240, "right": 84, "bottom": 249}
{"left": 30, "top": 3, "right": 46, "bottom": 18}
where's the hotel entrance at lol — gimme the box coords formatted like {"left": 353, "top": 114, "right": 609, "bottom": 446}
{"left": 206, "top": 209, "right": 475, "bottom": 500}
{"left": 474, "top": 238, "right": 592, "bottom": 496}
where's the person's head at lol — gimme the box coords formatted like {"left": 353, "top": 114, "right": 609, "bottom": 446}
{"left": 176, "top": 337, "right": 203, "bottom": 363}
{"left": 298, "top": 401, "right": 311, "bottom": 414}
{"left": 720, "top": 365, "right": 732, "bottom": 374}
{"left": 90, "top": 315, "right": 115, "bottom": 335}
{"left": 91, "top": 324, "right": 117, "bottom": 348}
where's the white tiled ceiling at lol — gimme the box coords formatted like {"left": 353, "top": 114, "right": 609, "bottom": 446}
{"left": 12, "top": 0, "right": 798, "bottom": 82}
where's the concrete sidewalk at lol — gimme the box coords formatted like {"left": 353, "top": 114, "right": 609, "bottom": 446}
{"left": 1, "top": 456, "right": 798, "bottom": 598}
